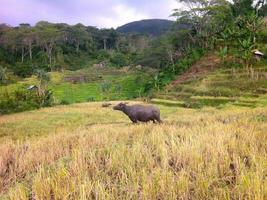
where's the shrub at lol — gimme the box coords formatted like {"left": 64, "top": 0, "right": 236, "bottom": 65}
{"left": 41, "top": 90, "right": 54, "bottom": 107}
{"left": 12, "top": 62, "right": 34, "bottom": 77}
{"left": 100, "top": 81, "right": 111, "bottom": 93}
{"left": 97, "top": 50, "right": 111, "bottom": 61}
{"left": 176, "top": 48, "right": 205, "bottom": 75}
{"left": 0, "top": 88, "right": 54, "bottom": 115}
{"left": 60, "top": 99, "right": 71, "bottom": 105}
{"left": 87, "top": 96, "right": 96, "bottom": 102}
{"left": 0, "top": 89, "right": 40, "bottom": 115}
{"left": 110, "top": 52, "right": 129, "bottom": 67}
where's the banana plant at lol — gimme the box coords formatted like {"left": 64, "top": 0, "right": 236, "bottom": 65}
{"left": 238, "top": 38, "right": 254, "bottom": 69}
{"left": 153, "top": 74, "right": 160, "bottom": 92}
{"left": 218, "top": 46, "right": 228, "bottom": 65}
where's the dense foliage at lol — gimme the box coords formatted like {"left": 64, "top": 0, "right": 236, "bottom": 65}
{"left": 170, "top": 0, "right": 267, "bottom": 70}
{"left": 0, "top": 23, "right": 153, "bottom": 77}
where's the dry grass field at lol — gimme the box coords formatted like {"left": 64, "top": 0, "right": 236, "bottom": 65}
{"left": 0, "top": 102, "right": 266, "bottom": 199}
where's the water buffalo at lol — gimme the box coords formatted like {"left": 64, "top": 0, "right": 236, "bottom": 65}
{"left": 113, "top": 102, "right": 162, "bottom": 124}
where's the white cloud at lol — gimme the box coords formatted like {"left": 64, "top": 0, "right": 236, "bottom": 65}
{"left": 110, "top": 4, "right": 149, "bottom": 27}
{"left": 0, "top": 0, "right": 181, "bottom": 27}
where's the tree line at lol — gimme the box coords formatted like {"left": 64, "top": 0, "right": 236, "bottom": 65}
{"left": 0, "top": 21, "right": 152, "bottom": 77}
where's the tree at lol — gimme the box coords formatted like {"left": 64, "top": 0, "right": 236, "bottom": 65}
{"left": 245, "top": 12, "right": 264, "bottom": 44}
{"left": 66, "top": 23, "right": 91, "bottom": 53}
{"left": 100, "top": 29, "right": 119, "bottom": 50}
{"left": 35, "top": 21, "right": 63, "bottom": 71}
{"left": 239, "top": 37, "right": 254, "bottom": 69}
{"left": 218, "top": 46, "right": 228, "bottom": 65}
{"left": 0, "top": 66, "right": 7, "bottom": 84}
{"left": 35, "top": 69, "right": 52, "bottom": 106}
{"left": 127, "top": 33, "right": 151, "bottom": 52}
{"left": 19, "top": 24, "right": 36, "bottom": 60}
{"left": 232, "top": 0, "right": 254, "bottom": 17}
{"left": 36, "top": 69, "right": 50, "bottom": 96}
{"left": 2, "top": 28, "right": 27, "bottom": 63}
{"left": 100, "top": 29, "right": 109, "bottom": 50}
{"left": 110, "top": 52, "right": 129, "bottom": 67}
{"left": 257, "top": 1, "right": 267, "bottom": 16}
{"left": 173, "top": 0, "right": 233, "bottom": 48}
{"left": 254, "top": 0, "right": 267, "bottom": 15}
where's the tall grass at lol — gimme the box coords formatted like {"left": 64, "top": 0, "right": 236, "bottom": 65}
{"left": 0, "top": 103, "right": 266, "bottom": 199}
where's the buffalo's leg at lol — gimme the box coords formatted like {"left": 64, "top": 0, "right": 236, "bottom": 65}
{"left": 129, "top": 117, "right": 138, "bottom": 124}
{"left": 156, "top": 116, "right": 162, "bottom": 124}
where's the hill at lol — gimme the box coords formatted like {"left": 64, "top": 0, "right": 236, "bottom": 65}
{"left": 153, "top": 54, "right": 267, "bottom": 108}
{"left": 117, "top": 19, "right": 175, "bottom": 36}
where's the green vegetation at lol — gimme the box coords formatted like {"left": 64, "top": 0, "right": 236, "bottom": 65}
{"left": 148, "top": 0, "right": 267, "bottom": 109}
{"left": 0, "top": 67, "right": 155, "bottom": 114}
{"left": 0, "top": 22, "right": 154, "bottom": 77}
{"left": 155, "top": 56, "right": 267, "bottom": 108}
{"left": 53, "top": 71, "right": 152, "bottom": 103}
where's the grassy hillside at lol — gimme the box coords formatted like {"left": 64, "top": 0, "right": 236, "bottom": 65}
{"left": 0, "top": 66, "right": 155, "bottom": 106}
{"left": 154, "top": 54, "right": 267, "bottom": 108}
{"left": 0, "top": 102, "right": 266, "bottom": 199}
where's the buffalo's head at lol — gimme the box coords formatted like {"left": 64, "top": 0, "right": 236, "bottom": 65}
{"left": 113, "top": 102, "right": 128, "bottom": 111}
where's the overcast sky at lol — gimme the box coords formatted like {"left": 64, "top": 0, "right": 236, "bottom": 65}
{"left": 0, "top": 0, "right": 180, "bottom": 28}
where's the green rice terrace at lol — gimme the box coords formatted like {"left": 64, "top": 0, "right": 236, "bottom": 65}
{"left": 153, "top": 55, "right": 267, "bottom": 109}
{"left": 0, "top": 66, "right": 155, "bottom": 106}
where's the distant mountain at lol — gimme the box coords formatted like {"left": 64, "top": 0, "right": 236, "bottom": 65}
{"left": 117, "top": 19, "right": 175, "bottom": 36}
